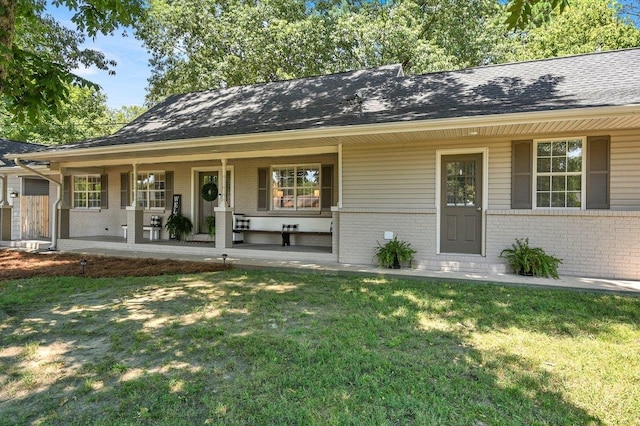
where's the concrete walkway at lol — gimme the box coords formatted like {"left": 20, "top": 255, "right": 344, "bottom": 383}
{"left": 66, "top": 246, "right": 640, "bottom": 296}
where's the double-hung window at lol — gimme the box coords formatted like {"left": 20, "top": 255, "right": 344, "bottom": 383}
{"left": 271, "top": 165, "right": 321, "bottom": 211}
{"left": 512, "top": 136, "right": 609, "bottom": 210}
{"left": 73, "top": 175, "right": 102, "bottom": 209}
{"left": 534, "top": 138, "right": 584, "bottom": 208}
{"left": 136, "top": 172, "right": 166, "bottom": 209}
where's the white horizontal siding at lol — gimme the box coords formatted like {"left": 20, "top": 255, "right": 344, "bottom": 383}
{"left": 342, "top": 137, "right": 513, "bottom": 210}
{"left": 343, "top": 142, "right": 434, "bottom": 208}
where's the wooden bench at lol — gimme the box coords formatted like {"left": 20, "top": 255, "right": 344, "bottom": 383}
{"left": 233, "top": 216, "right": 332, "bottom": 246}
{"left": 122, "top": 215, "right": 162, "bottom": 241}
{"left": 122, "top": 225, "right": 162, "bottom": 240}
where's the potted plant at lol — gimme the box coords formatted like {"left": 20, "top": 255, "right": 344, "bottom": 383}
{"left": 164, "top": 212, "right": 193, "bottom": 241}
{"left": 500, "top": 238, "right": 562, "bottom": 279}
{"left": 374, "top": 236, "right": 416, "bottom": 269}
{"left": 206, "top": 215, "right": 216, "bottom": 237}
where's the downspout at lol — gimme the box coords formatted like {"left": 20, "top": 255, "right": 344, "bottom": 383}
{"left": 14, "top": 158, "right": 61, "bottom": 250}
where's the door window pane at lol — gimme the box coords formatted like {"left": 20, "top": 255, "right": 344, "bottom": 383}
{"left": 446, "top": 160, "right": 476, "bottom": 206}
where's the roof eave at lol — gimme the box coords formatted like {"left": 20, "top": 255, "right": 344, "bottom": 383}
{"left": 9, "top": 104, "right": 640, "bottom": 162}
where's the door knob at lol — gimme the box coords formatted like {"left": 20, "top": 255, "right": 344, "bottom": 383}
{"left": 476, "top": 207, "right": 482, "bottom": 212}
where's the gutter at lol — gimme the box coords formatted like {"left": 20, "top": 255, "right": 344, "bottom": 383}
{"left": 14, "top": 158, "right": 61, "bottom": 250}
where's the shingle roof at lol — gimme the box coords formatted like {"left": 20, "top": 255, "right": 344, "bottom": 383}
{"left": 0, "top": 139, "right": 46, "bottom": 167}
{"left": 52, "top": 48, "right": 640, "bottom": 150}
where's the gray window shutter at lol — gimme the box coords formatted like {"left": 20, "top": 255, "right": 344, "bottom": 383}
{"left": 23, "top": 178, "right": 49, "bottom": 195}
{"left": 257, "top": 167, "right": 268, "bottom": 211}
{"left": 63, "top": 175, "right": 71, "bottom": 207}
{"left": 586, "top": 136, "right": 610, "bottom": 209}
{"left": 165, "top": 171, "right": 174, "bottom": 209}
{"left": 100, "top": 174, "right": 108, "bottom": 209}
{"left": 120, "top": 172, "right": 130, "bottom": 209}
{"left": 321, "top": 165, "right": 333, "bottom": 210}
{"left": 511, "top": 140, "right": 533, "bottom": 209}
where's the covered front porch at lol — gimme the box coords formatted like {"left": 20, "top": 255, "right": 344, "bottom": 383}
{"left": 56, "top": 234, "right": 336, "bottom": 264}
{"left": 40, "top": 141, "right": 341, "bottom": 260}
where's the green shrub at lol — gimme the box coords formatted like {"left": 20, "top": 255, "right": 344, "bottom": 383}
{"left": 206, "top": 215, "right": 216, "bottom": 237}
{"left": 374, "top": 237, "right": 416, "bottom": 268}
{"left": 165, "top": 213, "right": 193, "bottom": 241}
{"left": 500, "top": 238, "right": 562, "bottom": 279}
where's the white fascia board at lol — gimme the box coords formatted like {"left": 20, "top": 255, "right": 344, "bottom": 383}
{"left": 10, "top": 104, "right": 640, "bottom": 162}
{"left": 55, "top": 146, "right": 340, "bottom": 168}
{"left": 0, "top": 164, "right": 53, "bottom": 175}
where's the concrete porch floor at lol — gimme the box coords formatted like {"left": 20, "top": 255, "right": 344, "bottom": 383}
{"left": 66, "top": 235, "right": 332, "bottom": 254}
{"left": 3, "top": 238, "right": 639, "bottom": 295}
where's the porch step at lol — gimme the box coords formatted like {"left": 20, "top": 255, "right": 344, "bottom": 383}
{"left": 1, "top": 240, "right": 52, "bottom": 251}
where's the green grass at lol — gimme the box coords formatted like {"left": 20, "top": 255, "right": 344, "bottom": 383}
{"left": 1, "top": 270, "right": 639, "bottom": 425}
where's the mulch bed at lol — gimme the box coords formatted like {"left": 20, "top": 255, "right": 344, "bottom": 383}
{"left": 0, "top": 249, "right": 230, "bottom": 280}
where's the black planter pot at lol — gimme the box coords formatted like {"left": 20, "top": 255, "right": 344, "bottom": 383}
{"left": 392, "top": 254, "right": 401, "bottom": 269}
{"left": 518, "top": 268, "right": 534, "bottom": 276}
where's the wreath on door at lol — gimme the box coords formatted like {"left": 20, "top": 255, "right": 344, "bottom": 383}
{"left": 201, "top": 182, "right": 218, "bottom": 202}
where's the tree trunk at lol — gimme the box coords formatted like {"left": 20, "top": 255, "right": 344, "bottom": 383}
{"left": 0, "top": 0, "right": 17, "bottom": 94}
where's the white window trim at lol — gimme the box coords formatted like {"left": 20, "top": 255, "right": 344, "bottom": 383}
{"left": 271, "top": 163, "right": 322, "bottom": 211}
{"left": 532, "top": 137, "right": 586, "bottom": 210}
{"left": 134, "top": 171, "right": 166, "bottom": 210}
{"left": 72, "top": 174, "right": 101, "bottom": 210}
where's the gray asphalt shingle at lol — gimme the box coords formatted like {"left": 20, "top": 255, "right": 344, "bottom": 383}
{"left": 39, "top": 48, "right": 640, "bottom": 150}
{"left": 0, "top": 139, "right": 46, "bottom": 167}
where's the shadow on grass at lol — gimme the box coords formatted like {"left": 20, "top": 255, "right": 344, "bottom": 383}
{"left": 2, "top": 270, "right": 637, "bottom": 425}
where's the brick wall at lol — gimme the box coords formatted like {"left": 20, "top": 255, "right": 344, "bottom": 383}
{"left": 486, "top": 210, "right": 640, "bottom": 279}
{"left": 336, "top": 209, "right": 640, "bottom": 279}
{"left": 338, "top": 209, "right": 435, "bottom": 267}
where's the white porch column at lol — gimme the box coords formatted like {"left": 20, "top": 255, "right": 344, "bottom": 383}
{"left": 220, "top": 158, "right": 228, "bottom": 207}
{"left": 216, "top": 158, "right": 233, "bottom": 248}
{"left": 0, "top": 174, "right": 8, "bottom": 206}
{"left": 131, "top": 163, "right": 139, "bottom": 207}
{"left": 127, "top": 163, "right": 144, "bottom": 244}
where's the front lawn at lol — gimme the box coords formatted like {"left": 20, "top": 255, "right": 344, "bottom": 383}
{"left": 1, "top": 270, "right": 638, "bottom": 425}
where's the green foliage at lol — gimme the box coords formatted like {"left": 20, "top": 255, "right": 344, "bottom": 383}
{"left": 138, "top": 0, "right": 504, "bottom": 104}
{"left": 0, "top": 0, "right": 147, "bottom": 123}
{"left": 500, "top": 238, "right": 563, "bottom": 279}
{"left": 0, "top": 85, "right": 147, "bottom": 144}
{"left": 501, "top": 0, "right": 640, "bottom": 62}
{"left": 205, "top": 215, "right": 215, "bottom": 237}
{"left": 164, "top": 212, "right": 193, "bottom": 241}
{"left": 505, "top": 0, "right": 571, "bottom": 30}
{"left": 374, "top": 236, "right": 416, "bottom": 268}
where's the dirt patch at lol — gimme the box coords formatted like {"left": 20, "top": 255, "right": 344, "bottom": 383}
{"left": 0, "top": 249, "right": 230, "bottom": 280}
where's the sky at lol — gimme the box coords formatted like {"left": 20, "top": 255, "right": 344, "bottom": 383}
{"left": 75, "top": 32, "right": 150, "bottom": 109}
{"left": 48, "top": 6, "right": 150, "bottom": 110}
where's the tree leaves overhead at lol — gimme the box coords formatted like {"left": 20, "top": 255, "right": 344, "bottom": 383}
{"left": 503, "top": 0, "right": 640, "bottom": 60}
{"left": 138, "top": 0, "right": 504, "bottom": 104}
{"left": 0, "top": 0, "right": 146, "bottom": 123}
{"left": 505, "top": 0, "right": 571, "bottom": 29}
{"left": 0, "top": 85, "right": 147, "bottom": 144}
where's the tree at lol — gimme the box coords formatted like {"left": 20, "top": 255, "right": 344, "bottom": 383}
{"left": 505, "top": 0, "right": 571, "bottom": 29}
{"left": 0, "top": 85, "right": 147, "bottom": 144}
{"left": 502, "top": 0, "right": 640, "bottom": 61}
{"left": 138, "top": 0, "right": 505, "bottom": 104}
{"left": 0, "top": 0, "right": 146, "bottom": 122}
